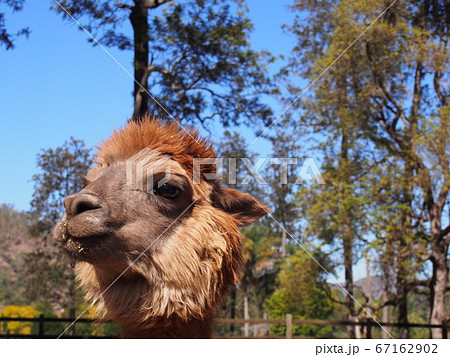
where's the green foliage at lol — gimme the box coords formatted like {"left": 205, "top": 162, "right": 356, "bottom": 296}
{"left": 18, "top": 249, "right": 69, "bottom": 307}
{"left": 53, "top": 0, "right": 276, "bottom": 126}
{"left": 29, "top": 137, "right": 93, "bottom": 237}
{"left": 215, "top": 130, "right": 280, "bottom": 334}
{"left": 147, "top": 0, "right": 275, "bottom": 126}
{"left": 30, "top": 305, "right": 64, "bottom": 336}
{"left": 241, "top": 222, "right": 280, "bottom": 311}
{"left": 0, "top": 204, "right": 35, "bottom": 306}
{"left": 406, "top": 292, "right": 429, "bottom": 339}
{"left": 26, "top": 138, "right": 93, "bottom": 317}
{"left": 0, "top": 0, "right": 30, "bottom": 50}
{"left": 286, "top": 0, "right": 450, "bottom": 332}
{"left": 265, "top": 249, "right": 334, "bottom": 337}
{"left": 96, "top": 322, "right": 120, "bottom": 337}
{"left": 262, "top": 117, "right": 303, "bottom": 258}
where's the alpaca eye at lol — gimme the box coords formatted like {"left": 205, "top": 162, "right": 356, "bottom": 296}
{"left": 155, "top": 183, "right": 179, "bottom": 199}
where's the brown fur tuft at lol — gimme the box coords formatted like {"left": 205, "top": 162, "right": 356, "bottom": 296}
{"left": 97, "top": 117, "right": 217, "bottom": 177}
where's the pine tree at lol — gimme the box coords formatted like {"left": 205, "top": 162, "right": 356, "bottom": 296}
{"left": 265, "top": 247, "right": 334, "bottom": 337}
{"left": 27, "top": 138, "right": 93, "bottom": 321}
{"left": 52, "top": 0, "right": 275, "bottom": 125}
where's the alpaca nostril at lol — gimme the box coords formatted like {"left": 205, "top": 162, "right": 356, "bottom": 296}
{"left": 75, "top": 200, "right": 101, "bottom": 215}
{"left": 64, "top": 194, "right": 102, "bottom": 217}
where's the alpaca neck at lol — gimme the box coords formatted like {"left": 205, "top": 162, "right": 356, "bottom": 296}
{"left": 119, "top": 316, "right": 213, "bottom": 338}
{"left": 92, "top": 268, "right": 214, "bottom": 338}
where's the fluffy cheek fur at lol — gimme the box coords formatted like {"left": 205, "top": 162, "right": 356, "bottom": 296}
{"left": 75, "top": 205, "right": 242, "bottom": 327}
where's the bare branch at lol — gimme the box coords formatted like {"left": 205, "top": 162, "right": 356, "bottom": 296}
{"left": 191, "top": 86, "right": 227, "bottom": 99}
{"left": 142, "top": 0, "right": 172, "bottom": 9}
{"left": 433, "top": 71, "right": 447, "bottom": 107}
{"left": 441, "top": 225, "right": 450, "bottom": 240}
{"left": 115, "top": 0, "right": 133, "bottom": 10}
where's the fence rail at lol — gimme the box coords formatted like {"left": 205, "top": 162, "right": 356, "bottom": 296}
{"left": 215, "top": 316, "right": 449, "bottom": 339}
{"left": 0, "top": 315, "right": 448, "bottom": 339}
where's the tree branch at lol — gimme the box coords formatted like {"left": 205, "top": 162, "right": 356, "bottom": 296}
{"left": 115, "top": 0, "right": 133, "bottom": 10}
{"left": 410, "top": 61, "right": 423, "bottom": 125}
{"left": 441, "top": 225, "right": 450, "bottom": 240}
{"left": 433, "top": 71, "right": 447, "bottom": 107}
{"left": 192, "top": 86, "right": 227, "bottom": 99}
{"left": 362, "top": 296, "right": 399, "bottom": 312}
{"left": 142, "top": 0, "right": 172, "bottom": 9}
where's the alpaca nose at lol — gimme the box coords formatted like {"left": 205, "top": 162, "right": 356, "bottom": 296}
{"left": 64, "top": 193, "right": 102, "bottom": 217}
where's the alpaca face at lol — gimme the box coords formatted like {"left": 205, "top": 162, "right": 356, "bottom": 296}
{"left": 52, "top": 119, "right": 269, "bottom": 330}
{"left": 53, "top": 155, "right": 196, "bottom": 270}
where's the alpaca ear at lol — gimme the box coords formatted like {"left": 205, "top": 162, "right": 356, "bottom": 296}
{"left": 211, "top": 186, "right": 270, "bottom": 227}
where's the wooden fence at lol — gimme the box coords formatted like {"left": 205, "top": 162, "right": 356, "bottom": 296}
{"left": 0, "top": 315, "right": 448, "bottom": 338}
{"left": 214, "top": 316, "right": 449, "bottom": 339}
{"left": 0, "top": 316, "right": 113, "bottom": 338}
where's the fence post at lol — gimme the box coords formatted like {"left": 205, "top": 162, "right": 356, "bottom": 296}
{"left": 286, "top": 314, "right": 292, "bottom": 339}
{"left": 442, "top": 320, "right": 448, "bottom": 339}
{"left": 366, "top": 318, "right": 372, "bottom": 339}
{"left": 38, "top": 314, "right": 44, "bottom": 338}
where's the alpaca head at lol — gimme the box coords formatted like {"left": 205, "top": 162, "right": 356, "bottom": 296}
{"left": 53, "top": 118, "right": 268, "bottom": 333}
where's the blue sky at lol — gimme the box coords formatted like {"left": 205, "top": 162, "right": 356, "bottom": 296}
{"left": 0, "top": 0, "right": 297, "bottom": 212}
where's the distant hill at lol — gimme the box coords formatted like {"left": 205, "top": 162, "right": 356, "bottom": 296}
{"left": 0, "top": 204, "right": 36, "bottom": 273}
{"left": 330, "top": 275, "right": 390, "bottom": 301}
{"left": 0, "top": 204, "right": 61, "bottom": 307}
{"left": 354, "top": 275, "right": 387, "bottom": 301}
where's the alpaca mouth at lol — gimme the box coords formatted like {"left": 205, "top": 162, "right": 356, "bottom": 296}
{"left": 61, "top": 233, "right": 110, "bottom": 262}
{"left": 65, "top": 236, "right": 89, "bottom": 254}
{"left": 54, "top": 219, "right": 108, "bottom": 260}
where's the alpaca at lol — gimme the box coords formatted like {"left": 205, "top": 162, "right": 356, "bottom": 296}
{"left": 53, "top": 118, "right": 268, "bottom": 338}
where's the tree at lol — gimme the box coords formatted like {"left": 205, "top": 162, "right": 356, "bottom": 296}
{"left": 264, "top": 118, "right": 301, "bottom": 258}
{"left": 53, "top": 0, "right": 275, "bottom": 125}
{"left": 216, "top": 130, "right": 278, "bottom": 336}
{"left": 279, "top": 58, "right": 372, "bottom": 337}
{"left": 366, "top": 159, "right": 426, "bottom": 338}
{"left": 241, "top": 221, "right": 279, "bottom": 315}
{"left": 28, "top": 138, "right": 93, "bottom": 320}
{"left": 0, "top": 0, "right": 29, "bottom": 50}
{"left": 30, "top": 305, "right": 65, "bottom": 336}
{"left": 295, "top": 140, "right": 371, "bottom": 338}
{"left": 286, "top": 0, "right": 450, "bottom": 337}
{"left": 265, "top": 248, "right": 334, "bottom": 337}
{"left": 19, "top": 249, "right": 70, "bottom": 308}
{"left": 29, "top": 137, "right": 93, "bottom": 237}
{"left": 0, "top": 204, "right": 37, "bottom": 307}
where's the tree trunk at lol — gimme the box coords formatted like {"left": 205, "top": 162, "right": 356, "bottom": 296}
{"left": 230, "top": 286, "right": 236, "bottom": 334}
{"left": 244, "top": 286, "right": 249, "bottom": 337}
{"left": 382, "top": 290, "right": 390, "bottom": 339}
{"left": 394, "top": 155, "right": 415, "bottom": 339}
{"left": 364, "top": 255, "right": 372, "bottom": 339}
{"left": 68, "top": 268, "right": 77, "bottom": 336}
{"left": 130, "top": 1, "right": 149, "bottom": 120}
{"left": 396, "top": 281, "right": 409, "bottom": 338}
{"left": 281, "top": 228, "right": 286, "bottom": 258}
{"left": 344, "top": 233, "right": 356, "bottom": 338}
{"left": 429, "top": 243, "right": 448, "bottom": 338}
{"left": 396, "top": 230, "right": 410, "bottom": 339}
{"left": 340, "top": 129, "right": 356, "bottom": 339}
